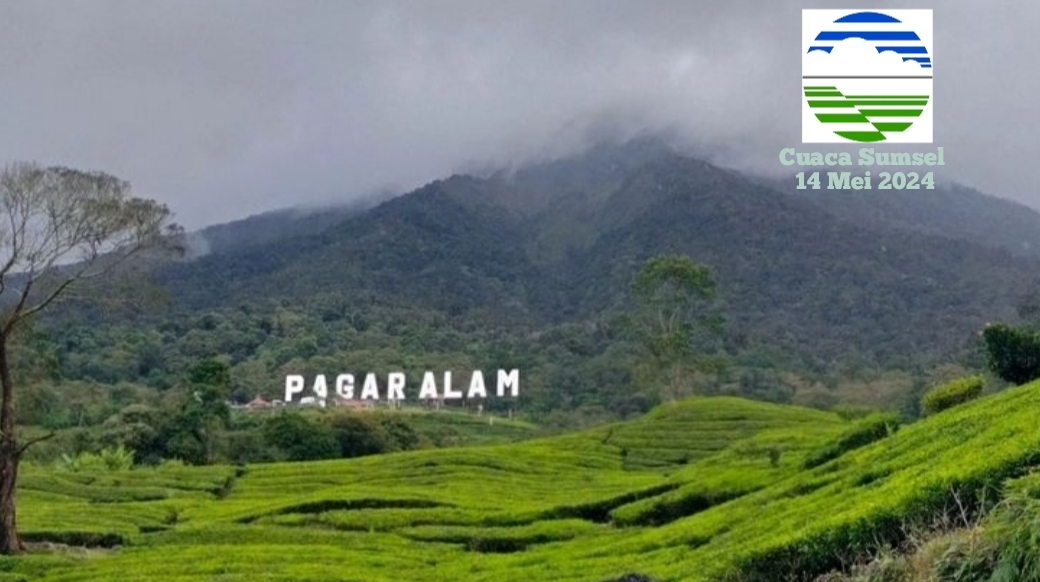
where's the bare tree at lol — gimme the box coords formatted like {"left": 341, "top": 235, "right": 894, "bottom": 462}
{"left": 0, "top": 162, "right": 181, "bottom": 553}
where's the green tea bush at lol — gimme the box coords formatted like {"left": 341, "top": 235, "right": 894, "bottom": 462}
{"left": 611, "top": 486, "right": 746, "bottom": 527}
{"left": 19, "top": 531, "right": 124, "bottom": 548}
{"left": 399, "top": 519, "right": 597, "bottom": 552}
{"left": 18, "top": 391, "right": 1040, "bottom": 582}
{"left": 803, "top": 413, "right": 900, "bottom": 469}
{"left": 921, "top": 376, "right": 984, "bottom": 416}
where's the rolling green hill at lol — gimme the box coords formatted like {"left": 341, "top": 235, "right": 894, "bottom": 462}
{"left": 9, "top": 386, "right": 1040, "bottom": 581}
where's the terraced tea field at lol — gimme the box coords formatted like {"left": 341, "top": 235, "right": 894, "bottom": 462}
{"left": 8, "top": 389, "right": 1040, "bottom": 582}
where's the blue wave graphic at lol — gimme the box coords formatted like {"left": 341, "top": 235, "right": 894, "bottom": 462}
{"left": 810, "top": 45, "right": 930, "bottom": 56}
{"left": 834, "top": 11, "right": 901, "bottom": 23}
{"left": 876, "top": 46, "right": 928, "bottom": 54}
{"left": 815, "top": 31, "right": 921, "bottom": 41}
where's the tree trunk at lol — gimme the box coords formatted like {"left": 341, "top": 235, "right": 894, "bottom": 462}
{"left": 0, "top": 338, "right": 23, "bottom": 553}
{"left": 667, "top": 361, "right": 685, "bottom": 401}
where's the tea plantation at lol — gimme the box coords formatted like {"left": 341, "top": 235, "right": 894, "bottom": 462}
{"left": 7, "top": 386, "right": 1040, "bottom": 582}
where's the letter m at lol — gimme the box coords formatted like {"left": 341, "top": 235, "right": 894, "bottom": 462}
{"left": 828, "top": 172, "right": 850, "bottom": 189}
{"left": 497, "top": 369, "right": 519, "bottom": 397}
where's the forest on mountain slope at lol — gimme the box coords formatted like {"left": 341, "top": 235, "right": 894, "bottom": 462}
{"left": 21, "top": 138, "right": 1040, "bottom": 438}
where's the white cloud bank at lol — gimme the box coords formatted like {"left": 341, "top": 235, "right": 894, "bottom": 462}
{"left": 804, "top": 37, "right": 927, "bottom": 77}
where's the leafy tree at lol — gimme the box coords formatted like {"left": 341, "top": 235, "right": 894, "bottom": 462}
{"left": 982, "top": 323, "right": 1040, "bottom": 385}
{"left": 0, "top": 163, "right": 179, "bottom": 553}
{"left": 325, "top": 413, "right": 388, "bottom": 458}
{"left": 168, "top": 359, "right": 232, "bottom": 464}
{"left": 100, "top": 404, "right": 164, "bottom": 464}
{"left": 262, "top": 411, "right": 339, "bottom": 461}
{"left": 376, "top": 416, "right": 421, "bottom": 452}
{"left": 188, "top": 358, "right": 231, "bottom": 391}
{"left": 626, "top": 255, "right": 724, "bottom": 400}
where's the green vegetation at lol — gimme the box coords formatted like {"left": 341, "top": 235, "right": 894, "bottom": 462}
{"left": 0, "top": 162, "right": 180, "bottom": 553}
{"left": 0, "top": 385, "right": 1037, "bottom": 581}
{"left": 920, "top": 375, "right": 984, "bottom": 416}
{"left": 810, "top": 471, "right": 1040, "bottom": 582}
{"left": 6, "top": 139, "right": 1040, "bottom": 578}
{"left": 23, "top": 139, "right": 1037, "bottom": 441}
{"left": 24, "top": 405, "right": 539, "bottom": 470}
{"left": 983, "top": 322, "right": 1040, "bottom": 385}
{"left": 802, "top": 411, "right": 900, "bottom": 469}
{"left": 625, "top": 255, "right": 725, "bottom": 401}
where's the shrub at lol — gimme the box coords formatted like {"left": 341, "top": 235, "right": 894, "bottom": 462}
{"left": 262, "top": 411, "right": 339, "bottom": 461}
{"left": 983, "top": 323, "right": 1040, "bottom": 385}
{"left": 220, "top": 429, "right": 280, "bottom": 464}
{"left": 930, "top": 531, "right": 994, "bottom": 582}
{"left": 324, "top": 413, "right": 388, "bottom": 458}
{"left": 768, "top": 447, "right": 781, "bottom": 468}
{"left": 55, "top": 445, "right": 135, "bottom": 472}
{"left": 921, "top": 376, "right": 984, "bottom": 416}
{"left": 803, "top": 412, "right": 900, "bottom": 469}
{"left": 98, "top": 444, "right": 135, "bottom": 470}
{"left": 377, "top": 416, "right": 422, "bottom": 451}
{"left": 164, "top": 430, "right": 207, "bottom": 465}
{"left": 100, "top": 404, "right": 163, "bottom": 463}
{"left": 968, "top": 476, "right": 1040, "bottom": 582}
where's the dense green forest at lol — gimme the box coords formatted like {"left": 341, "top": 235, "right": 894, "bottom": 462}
{"left": 17, "top": 138, "right": 1040, "bottom": 466}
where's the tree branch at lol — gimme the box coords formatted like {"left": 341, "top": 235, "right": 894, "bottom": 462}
{"left": 15, "top": 431, "right": 56, "bottom": 458}
{"left": 17, "top": 241, "right": 150, "bottom": 323}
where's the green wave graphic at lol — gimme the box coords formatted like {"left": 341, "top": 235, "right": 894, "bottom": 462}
{"left": 805, "top": 87, "right": 929, "bottom": 143}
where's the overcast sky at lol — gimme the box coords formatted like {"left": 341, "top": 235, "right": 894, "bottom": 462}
{"left": 0, "top": 1, "right": 1035, "bottom": 230}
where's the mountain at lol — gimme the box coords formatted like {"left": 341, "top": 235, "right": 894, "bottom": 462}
{"left": 145, "top": 138, "right": 1039, "bottom": 367}
{"left": 779, "top": 177, "right": 1040, "bottom": 258}
{"left": 526, "top": 151, "right": 1038, "bottom": 363}
{"left": 194, "top": 191, "right": 395, "bottom": 257}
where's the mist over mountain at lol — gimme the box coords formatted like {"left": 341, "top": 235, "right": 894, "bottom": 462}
{"left": 195, "top": 189, "right": 398, "bottom": 257}
{"left": 147, "top": 137, "right": 1039, "bottom": 369}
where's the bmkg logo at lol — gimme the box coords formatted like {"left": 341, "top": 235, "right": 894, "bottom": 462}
{"left": 802, "top": 9, "right": 932, "bottom": 143}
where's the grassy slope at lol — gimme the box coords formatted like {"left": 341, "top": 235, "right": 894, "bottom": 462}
{"left": 8, "top": 386, "right": 1040, "bottom": 582}
{"left": 388, "top": 407, "right": 539, "bottom": 447}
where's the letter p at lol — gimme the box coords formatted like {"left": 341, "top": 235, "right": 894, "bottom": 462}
{"left": 285, "top": 375, "right": 305, "bottom": 402}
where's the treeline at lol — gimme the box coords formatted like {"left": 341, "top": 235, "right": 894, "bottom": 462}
{"left": 23, "top": 291, "right": 981, "bottom": 447}
{"left": 20, "top": 309, "right": 1035, "bottom": 467}
{"left": 23, "top": 357, "right": 523, "bottom": 467}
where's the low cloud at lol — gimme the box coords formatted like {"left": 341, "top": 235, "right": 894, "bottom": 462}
{"left": 0, "top": 1, "right": 1036, "bottom": 228}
